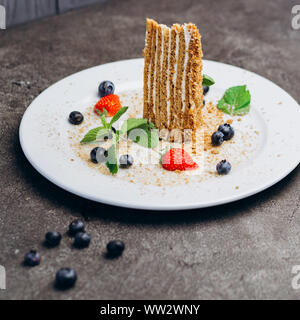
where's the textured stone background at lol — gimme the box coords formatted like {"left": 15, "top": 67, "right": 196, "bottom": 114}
{"left": 0, "top": 0, "right": 300, "bottom": 300}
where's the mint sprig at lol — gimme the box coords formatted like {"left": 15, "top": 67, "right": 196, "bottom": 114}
{"left": 217, "top": 85, "right": 251, "bottom": 115}
{"left": 203, "top": 74, "right": 215, "bottom": 87}
{"left": 82, "top": 107, "right": 127, "bottom": 174}
{"left": 105, "top": 143, "right": 118, "bottom": 175}
{"left": 120, "top": 118, "right": 148, "bottom": 135}
{"left": 122, "top": 119, "right": 158, "bottom": 148}
{"left": 80, "top": 127, "right": 110, "bottom": 143}
{"left": 109, "top": 106, "right": 128, "bottom": 126}
{"left": 95, "top": 109, "right": 109, "bottom": 128}
{"left": 81, "top": 107, "right": 128, "bottom": 143}
{"left": 80, "top": 106, "right": 158, "bottom": 174}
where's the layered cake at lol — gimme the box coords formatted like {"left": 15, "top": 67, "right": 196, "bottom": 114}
{"left": 143, "top": 19, "right": 204, "bottom": 137}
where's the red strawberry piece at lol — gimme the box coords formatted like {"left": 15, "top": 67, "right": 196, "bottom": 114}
{"left": 94, "top": 94, "right": 122, "bottom": 117}
{"left": 161, "top": 148, "right": 198, "bottom": 171}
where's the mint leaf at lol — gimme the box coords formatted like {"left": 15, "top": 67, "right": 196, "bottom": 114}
{"left": 80, "top": 127, "right": 110, "bottom": 143}
{"left": 127, "top": 124, "right": 159, "bottom": 149}
{"left": 121, "top": 118, "right": 158, "bottom": 148}
{"left": 217, "top": 85, "right": 251, "bottom": 115}
{"left": 105, "top": 144, "right": 118, "bottom": 174}
{"left": 120, "top": 118, "right": 148, "bottom": 135}
{"left": 109, "top": 106, "right": 128, "bottom": 127}
{"left": 203, "top": 74, "right": 215, "bottom": 87}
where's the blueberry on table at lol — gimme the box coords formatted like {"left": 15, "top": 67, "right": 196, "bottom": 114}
{"left": 68, "top": 220, "right": 85, "bottom": 236}
{"left": 45, "top": 231, "right": 62, "bottom": 247}
{"left": 74, "top": 232, "right": 91, "bottom": 248}
{"left": 24, "top": 250, "right": 41, "bottom": 267}
{"left": 90, "top": 147, "right": 108, "bottom": 164}
{"left": 98, "top": 81, "right": 115, "bottom": 98}
{"left": 119, "top": 154, "right": 134, "bottom": 168}
{"left": 68, "top": 111, "right": 84, "bottom": 125}
{"left": 55, "top": 268, "right": 77, "bottom": 290}
{"left": 216, "top": 160, "right": 231, "bottom": 175}
{"left": 211, "top": 131, "right": 224, "bottom": 146}
{"left": 218, "top": 123, "right": 234, "bottom": 140}
{"left": 203, "top": 86, "right": 209, "bottom": 95}
{"left": 106, "top": 240, "right": 125, "bottom": 258}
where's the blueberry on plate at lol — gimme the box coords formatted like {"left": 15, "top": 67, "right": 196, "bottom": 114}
{"left": 106, "top": 240, "right": 125, "bottom": 258}
{"left": 218, "top": 123, "right": 234, "bottom": 140}
{"left": 203, "top": 86, "right": 209, "bottom": 95}
{"left": 55, "top": 268, "right": 77, "bottom": 290}
{"left": 24, "top": 250, "right": 41, "bottom": 267}
{"left": 216, "top": 160, "right": 231, "bottom": 175}
{"left": 98, "top": 81, "right": 115, "bottom": 97}
{"left": 211, "top": 131, "right": 224, "bottom": 146}
{"left": 45, "top": 231, "right": 62, "bottom": 247}
{"left": 68, "top": 220, "right": 85, "bottom": 236}
{"left": 119, "top": 154, "right": 134, "bottom": 168}
{"left": 90, "top": 147, "right": 108, "bottom": 164}
{"left": 68, "top": 111, "right": 84, "bottom": 125}
{"left": 74, "top": 232, "right": 91, "bottom": 248}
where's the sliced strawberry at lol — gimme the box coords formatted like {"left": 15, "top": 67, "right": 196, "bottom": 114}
{"left": 161, "top": 148, "right": 198, "bottom": 171}
{"left": 94, "top": 94, "right": 122, "bottom": 117}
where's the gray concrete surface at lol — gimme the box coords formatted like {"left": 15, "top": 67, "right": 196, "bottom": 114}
{"left": 0, "top": 0, "right": 109, "bottom": 28}
{"left": 0, "top": 0, "right": 300, "bottom": 300}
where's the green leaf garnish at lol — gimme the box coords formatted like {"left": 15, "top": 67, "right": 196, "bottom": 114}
{"left": 80, "top": 127, "right": 110, "bottom": 143}
{"left": 95, "top": 109, "right": 109, "bottom": 128}
{"left": 127, "top": 123, "right": 159, "bottom": 149}
{"left": 203, "top": 74, "right": 215, "bottom": 87}
{"left": 105, "top": 144, "right": 118, "bottom": 174}
{"left": 80, "top": 104, "right": 160, "bottom": 175}
{"left": 109, "top": 106, "right": 128, "bottom": 126}
{"left": 120, "top": 118, "right": 148, "bottom": 135}
{"left": 120, "top": 118, "right": 158, "bottom": 148}
{"left": 217, "top": 85, "right": 251, "bottom": 115}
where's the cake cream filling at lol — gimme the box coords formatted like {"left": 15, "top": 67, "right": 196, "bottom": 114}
{"left": 182, "top": 24, "right": 192, "bottom": 113}
{"left": 166, "top": 28, "right": 171, "bottom": 126}
{"left": 152, "top": 29, "right": 159, "bottom": 117}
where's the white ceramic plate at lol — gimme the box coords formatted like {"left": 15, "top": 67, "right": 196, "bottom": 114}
{"left": 19, "top": 58, "right": 300, "bottom": 210}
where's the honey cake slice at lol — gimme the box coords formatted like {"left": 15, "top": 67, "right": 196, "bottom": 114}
{"left": 143, "top": 18, "right": 204, "bottom": 137}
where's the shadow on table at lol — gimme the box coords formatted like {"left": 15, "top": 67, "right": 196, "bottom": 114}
{"left": 14, "top": 135, "right": 300, "bottom": 226}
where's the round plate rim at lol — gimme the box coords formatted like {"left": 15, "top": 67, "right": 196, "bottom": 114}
{"left": 19, "top": 58, "right": 300, "bottom": 211}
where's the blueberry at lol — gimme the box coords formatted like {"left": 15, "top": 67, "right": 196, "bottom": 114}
{"left": 218, "top": 123, "right": 234, "bottom": 141}
{"left": 203, "top": 86, "right": 209, "bottom": 95}
{"left": 106, "top": 240, "right": 125, "bottom": 258}
{"left": 119, "top": 154, "right": 134, "bottom": 168}
{"left": 45, "top": 231, "right": 62, "bottom": 247}
{"left": 98, "top": 81, "right": 115, "bottom": 97}
{"left": 68, "top": 111, "right": 84, "bottom": 125}
{"left": 74, "top": 232, "right": 91, "bottom": 248}
{"left": 211, "top": 131, "right": 224, "bottom": 146}
{"left": 68, "top": 220, "right": 85, "bottom": 236}
{"left": 24, "top": 250, "right": 40, "bottom": 267}
{"left": 55, "top": 268, "right": 77, "bottom": 289}
{"left": 216, "top": 160, "right": 231, "bottom": 175}
{"left": 90, "top": 147, "right": 108, "bottom": 164}
{"left": 203, "top": 100, "right": 206, "bottom": 106}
